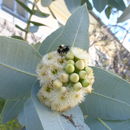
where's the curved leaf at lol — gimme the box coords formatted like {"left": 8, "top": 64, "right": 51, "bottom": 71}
{"left": 1, "top": 99, "right": 26, "bottom": 123}
{"left": 117, "top": 5, "right": 130, "bottom": 23}
{"left": 23, "top": 82, "right": 90, "bottom": 130}
{"left": 18, "top": 109, "right": 26, "bottom": 127}
{"left": 39, "top": 4, "right": 90, "bottom": 55}
{"left": 108, "top": 0, "right": 126, "bottom": 11}
{"left": 64, "top": 0, "right": 81, "bottom": 12}
{"left": 39, "top": 26, "right": 64, "bottom": 55}
{"left": 41, "top": 0, "right": 53, "bottom": 7}
{"left": 86, "top": 117, "right": 130, "bottom": 130}
{"left": 93, "top": 0, "right": 107, "bottom": 12}
{"left": 0, "top": 36, "right": 41, "bottom": 99}
{"left": 80, "top": 67, "right": 130, "bottom": 120}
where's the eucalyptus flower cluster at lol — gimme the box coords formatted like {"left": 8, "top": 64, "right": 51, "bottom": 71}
{"left": 37, "top": 46, "right": 95, "bottom": 112}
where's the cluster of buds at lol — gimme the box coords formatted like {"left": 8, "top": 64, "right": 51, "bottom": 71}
{"left": 37, "top": 46, "right": 94, "bottom": 112}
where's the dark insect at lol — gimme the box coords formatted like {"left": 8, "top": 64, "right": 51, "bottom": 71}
{"left": 57, "top": 45, "right": 70, "bottom": 55}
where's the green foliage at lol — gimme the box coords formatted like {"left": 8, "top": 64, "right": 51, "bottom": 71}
{"left": 93, "top": 0, "right": 107, "bottom": 12}
{"left": 1, "top": 99, "right": 26, "bottom": 123}
{"left": 23, "top": 83, "right": 90, "bottom": 130}
{"left": 0, "top": 37, "right": 41, "bottom": 99}
{"left": 39, "top": 4, "right": 89, "bottom": 55}
{"left": 117, "top": 5, "right": 130, "bottom": 23}
{"left": 0, "top": 120, "right": 22, "bottom": 130}
{"left": 16, "top": 0, "right": 33, "bottom": 14}
{"left": 65, "top": 0, "right": 126, "bottom": 18}
{"left": 105, "top": 6, "right": 112, "bottom": 18}
{"left": 81, "top": 67, "right": 130, "bottom": 120}
{"left": 41, "top": 0, "right": 54, "bottom": 7}
{"left": 0, "top": 98, "right": 5, "bottom": 113}
{"left": 86, "top": 117, "right": 130, "bottom": 130}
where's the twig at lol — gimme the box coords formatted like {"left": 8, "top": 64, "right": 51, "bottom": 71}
{"left": 61, "top": 114, "right": 77, "bottom": 127}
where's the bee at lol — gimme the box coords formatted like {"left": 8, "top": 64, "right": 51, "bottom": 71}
{"left": 57, "top": 45, "right": 70, "bottom": 55}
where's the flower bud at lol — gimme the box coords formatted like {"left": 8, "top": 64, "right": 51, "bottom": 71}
{"left": 75, "top": 60, "right": 85, "bottom": 70}
{"left": 66, "top": 51, "right": 74, "bottom": 60}
{"left": 67, "top": 60, "right": 74, "bottom": 64}
{"left": 82, "top": 79, "right": 89, "bottom": 87}
{"left": 59, "top": 73, "right": 69, "bottom": 83}
{"left": 70, "top": 73, "right": 79, "bottom": 83}
{"left": 53, "top": 80, "right": 62, "bottom": 88}
{"left": 79, "top": 71, "right": 87, "bottom": 79}
{"left": 73, "top": 82, "right": 82, "bottom": 91}
{"left": 85, "top": 66, "right": 92, "bottom": 74}
{"left": 65, "top": 64, "right": 75, "bottom": 73}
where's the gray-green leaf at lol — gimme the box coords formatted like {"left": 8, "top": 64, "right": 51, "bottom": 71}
{"left": 93, "top": 0, "right": 107, "bottom": 12}
{"left": 64, "top": 0, "right": 81, "bottom": 12}
{"left": 1, "top": 99, "right": 26, "bottom": 123}
{"left": 39, "top": 4, "right": 90, "bottom": 55}
{"left": 41, "top": 0, "right": 53, "bottom": 7}
{"left": 86, "top": 117, "right": 130, "bottom": 130}
{"left": 117, "top": 5, "right": 130, "bottom": 23}
{"left": 80, "top": 67, "right": 130, "bottom": 120}
{"left": 0, "top": 36, "right": 41, "bottom": 99}
{"left": 23, "top": 82, "right": 90, "bottom": 130}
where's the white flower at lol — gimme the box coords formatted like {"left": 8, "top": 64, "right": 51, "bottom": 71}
{"left": 37, "top": 47, "right": 95, "bottom": 112}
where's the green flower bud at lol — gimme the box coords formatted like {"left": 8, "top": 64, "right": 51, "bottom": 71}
{"left": 53, "top": 80, "right": 62, "bottom": 88}
{"left": 65, "top": 64, "right": 75, "bottom": 73}
{"left": 70, "top": 73, "right": 79, "bottom": 83}
{"left": 66, "top": 51, "right": 74, "bottom": 60}
{"left": 73, "top": 82, "right": 82, "bottom": 91}
{"left": 75, "top": 60, "right": 85, "bottom": 70}
{"left": 85, "top": 66, "right": 92, "bottom": 74}
{"left": 82, "top": 79, "right": 90, "bottom": 87}
{"left": 79, "top": 71, "right": 87, "bottom": 79}
{"left": 60, "top": 87, "right": 67, "bottom": 93}
{"left": 67, "top": 60, "right": 74, "bottom": 64}
{"left": 59, "top": 73, "right": 69, "bottom": 83}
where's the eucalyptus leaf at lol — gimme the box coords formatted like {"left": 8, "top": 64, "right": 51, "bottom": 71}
{"left": 108, "top": 0, "right": 126, "bottom": 11}
{"left": 86, "top": 117, "right": 130, "bottom": 130}
{"left": 16, "top": 0, "right": 33, "bottom": 14}
{"left": 33, "top": 10, "right": 49, "bottom": 18}
{"left": 23, "top": 82, "right": 90, "bottom": 130}
{"left": 80, "top": 67, "right": 130, "bottom": 120}
{"left": 0, "top": 36, "right": 41, "bottom": 99}
{"left": 18, "top": 109, "right": 26, "bottom": 127}
{"left": 41, "top": 0, "right": 53, "bottom": 7}
{"left": 93, "top": 0, "right": 107, "bottom": 12}
{"left": 15, "top": 25, "right": 27, "bottom": 32}
{"left": 29, "top": 21, "right": 46, "bottom": 26}
{"left": 64, "top": 0, "right": 81, "bottom": 13}
{"left": 1, "top": 99, "right": 26, "bottom": 123}
{"left": 81, "top": 0, "right": 93, "bottom": 10}
{"left": 39, "top": 4, "right": 89, "bottom": 55}
{"left": 117, "top": 5, "right": 130, "bottom": 23}
{"left": 39, "top": 27, "right": 64, "bottom": 55}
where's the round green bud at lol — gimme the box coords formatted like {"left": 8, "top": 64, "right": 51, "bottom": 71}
{"left": 53, "top": 80, "right": 62, "bottom": 88}
{"left": 67, "top": 60, "right": 74, "bottom": 64}
{"left": 73, "top": 82, "right": 82, "bottom": 91}
{"left": 70, "top": 73, "right": 79, "bottom": 83}
{"left": 82, "top": 79, "right": 90, "bottom": 87}
{"left": 75, "top": 60, "right": 85, "bottom": 70}
{"left": 66, "top": 51, "right": 74, "bottom": 60}
{"left": 85, "top": 66, "right": 92, "bottom": 74}
{"left": 65, "top": 64, "right": 75, "bottom": 73}
{"left": 60, "top": 87, "right": 67, "bottom": 93}
{"left": 79, "top": 71, "right": 87, "bottom": 79}
{"left": 59, "top": 73, "right": 69, "bottom": 83}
